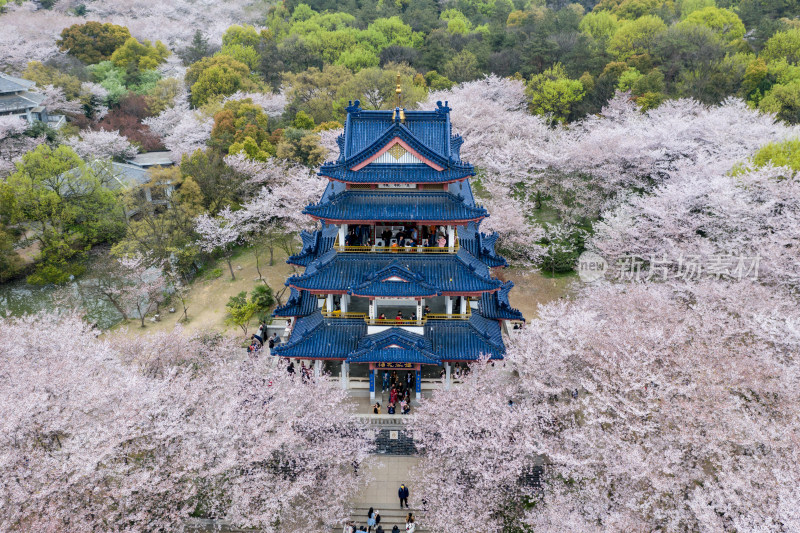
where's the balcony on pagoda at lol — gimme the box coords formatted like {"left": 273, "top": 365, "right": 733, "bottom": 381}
{"left": 318, "top": 291, "right": 477, "bottom": 335}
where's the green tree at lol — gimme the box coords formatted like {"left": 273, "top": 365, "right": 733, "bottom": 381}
{"left": 680, "top": 7, "right": 746, "bottom": 41}
{"left": 339, "top": 65, "right": 427, "bottom": 110}
{"left": 57, "top": 22, "right": 132, "bottom": 64}
{"left": 579, "top": 11, "right": 620, "bottom": 43}
{"left": 758, "top": 80, "right": 800, "bottom": 123}
{"left": 22, "top": 61, "right": 83, "bottom": 100}
{"left": 752, "top": 138, "right": 800, "bottom": 171}
{"left": 1, "top": 145, "right": 125, "bottom": 284}
{"left": 144, "top": 78, "right": 183, "bottom": 115}
{"left": 110, "top": 37, "right": 169, "bottom": 71}
{"left": 180, "top": 150, "right": 244, "bottom": 214}
{"left": 222, "top": 24, "right": 262, "bottom": 48}
{"left": 608, "top": 15, "right": 668, "bottom": 60}
{"left": 0, "top": 225, "right": 24, "bottom": 283}
{"left": 276, "top": 128, "right": 327, "bottom": 167}
{"left": 209, "top": 98, "right": 273, "bottom": 154}
{"left": 186, "top": 56, "right": 256, "bottom": 107}
{"left": 251, "top": 284, "right": 275, "bottom": 318}
{"left": 761, "top": 28, "right": 800, "bottom": 65}
{"left": 284, "top": 64, "right": 354, "bottom": 123}
{"left": 444, "top": 50, "right": 479, "bottom": 83}
{"left": 179, "top": 30, "right": 216, "bottom": 66}
{"left": 424, "top": 70, "right": 455, "bottom": 90}
{"left": 526, "top": 63, "right": 586, "bottom": 124}
{"left": 226, "top": 291, "right": 258, "bottom": 335}
{"left": 218, "top": 43, "right": 261, "bottom": 70}
{"left": 112, "top": 168, "right": 203, "bottom": 278}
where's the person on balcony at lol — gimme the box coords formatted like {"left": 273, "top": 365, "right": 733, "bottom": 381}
{"left": 381, "top": 228, "right": 392, "bottom": 244}
{"left": 379, "top": 313, "right": 386, "bottom": 320}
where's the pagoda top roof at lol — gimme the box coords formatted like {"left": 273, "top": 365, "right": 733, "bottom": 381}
{"left": 273, "top": 310, "right": 505, "bottom": 362}
{"left": 342, "top": 100, "right": 454, "bottom": 159}
{"left": 319, "top": 100, "right": 473, "bottom": 184}
{"left": 287, "top": 248, "right": 502, "bottom": 296}
{"left": 304, "top": 189, "right": 488, "bottom": 224}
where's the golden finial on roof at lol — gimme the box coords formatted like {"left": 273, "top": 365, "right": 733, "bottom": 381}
{"left": 393, "top": 73, "right": 405, "bottom": 122}
{"left": 395, "top": 73, "right": 402, "bottom": 106}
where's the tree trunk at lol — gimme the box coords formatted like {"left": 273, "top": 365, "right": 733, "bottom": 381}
{"left": 101, "top": 291, "right": 129, "bottom": 321}
{"left": 226, "top": 256, "right": 236, "bottom": 281}
{"left": 269, "top": 244, "right": 274, "bottom": 266}
{"left": 254, "top": 246, "right": 264, "bottom": 283}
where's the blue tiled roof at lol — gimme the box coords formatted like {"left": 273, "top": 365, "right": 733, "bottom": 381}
{"left": 350, "top": 262, "right": 441, "bottom": 298}
{"left": 319, "top": 101, "right": 473, "bottom": 185}
{"left": 273, "top": 310, "right": 506, "bottom": 362}
{"left": 304, "top": 190, "right": 488, "bottom": 223}
{"left": 426, "top": 314, "right": 505, "bottom": 361}
{"left": 459, "top": 223, "right": 508, "bottom": 268}
{"left": 272, "top": 310, "right": 366, "bottom": 359}
{"left": 347, "top": 328, "right": 441, "bottom": 365}
{"left": 480, "top": 281, "right": 524, "bottom": 321}
{"left": 347, "top": 120, "right": 451, "bottom": 169}
{"left": 342, "top": 103, "right": 452, "bottom": 160}
{"left": 287, "top": 251, "right": 502, "bottom": 295}
{"left": 287, "top": 224, "right": 338, "bottom": 267}
{"left": 273, "top": 288, "right": 319, "bottom": 318}
{"left": 319, "top": 164, "right": 473, "bottom": 184}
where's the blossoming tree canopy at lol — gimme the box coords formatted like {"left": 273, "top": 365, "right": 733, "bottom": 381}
{"left": 0, "top": 312, "right": 373, "bottom": 532}
{"left": 410, "top": 280, "right": 800, "bottom": 532}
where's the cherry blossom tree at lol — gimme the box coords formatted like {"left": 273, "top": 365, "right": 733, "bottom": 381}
{"left": 224, "top": 91, "right": 288, "bottom": 117}
{"left": 195, "top": 208, "right": 243, "bottom": 280}
{"left": 143, "top": 93, "right": 213, "bottom": 161}
{"left": 410, "top": 280, "right": 800, "bottom": 532}
{"left": 38, "top": 85, "right": 85, "bottom": 116}
{"left": 589, "top": 162, "right": 800, "bottom": 293}
{"left": 0, "top": 115, "right": 42, "bottom": 178}
{"left": 0, "top": 312, "right": 373, "bottom": 532}
{"left": 65, "top": 128, "right": 139, "bottom": 160}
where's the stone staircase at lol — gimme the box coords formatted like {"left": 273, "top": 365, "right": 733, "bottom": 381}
{"left": 346, "top": 506, "right": 429, "bottom": 533}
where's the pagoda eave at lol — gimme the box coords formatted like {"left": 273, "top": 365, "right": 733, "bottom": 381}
{"left": 307, "top": 215, "right": 486, "bottom": 226}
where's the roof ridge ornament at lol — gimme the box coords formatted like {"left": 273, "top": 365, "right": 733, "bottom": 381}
{"left": 436, "top": 100, "right": 451, "bottom": 114}
{"left": 346, "top": 100, "right": 362, "bottom": 114}
{"left": 391, "top": 73, "right": 406, "bottom": 123}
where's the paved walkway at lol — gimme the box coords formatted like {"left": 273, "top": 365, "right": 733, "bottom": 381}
{"left": 348, "top": 455, "right": 426, "bottom": 532}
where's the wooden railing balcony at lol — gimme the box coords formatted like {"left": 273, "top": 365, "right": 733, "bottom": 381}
{"left": 333, "top": 243, "right": 459, "bottom": 253}
{"left": 320, "top": 310, "right": 472, "bottom": 325}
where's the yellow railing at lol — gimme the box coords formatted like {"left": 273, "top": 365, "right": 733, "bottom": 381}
{"left": 334, "top": 229, "right": 460, "bottom": 254}
{"left": 367, "top": 318, "right": 426, "bottom": 325}
{"left": 319, "top": 311, "right": 472, "bottom": 324}
{"left": 321, "top": 311, "right": 367, "bottom": 319}
{"left": 426, "top": 310, "right": 471, "bottom": 320}
{"left": 334, "top": 244, "right": 459, "bottom": 253}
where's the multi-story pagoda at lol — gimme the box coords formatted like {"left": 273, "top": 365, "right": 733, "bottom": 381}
{"left": 273, "top": 88, "right": 523, "bottom": 401}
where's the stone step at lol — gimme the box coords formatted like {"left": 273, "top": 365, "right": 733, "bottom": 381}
{"left": 346, "top": 507, "right": 428, "bottom": 533}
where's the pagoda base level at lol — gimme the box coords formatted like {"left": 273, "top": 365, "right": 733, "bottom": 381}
{"left": 278, "top": 359, "right": 468, "bottom": 401}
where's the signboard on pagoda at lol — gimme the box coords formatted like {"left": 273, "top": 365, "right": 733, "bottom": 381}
{"left": 378, "top": 183, "right": 416, "bottom": 189}
{"left": 376, "top": 362, "right": 415, "bottom": 369}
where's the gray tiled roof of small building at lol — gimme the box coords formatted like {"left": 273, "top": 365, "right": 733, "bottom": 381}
{"left": 0, "top": 73, "right": 36, "bottom": 94}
